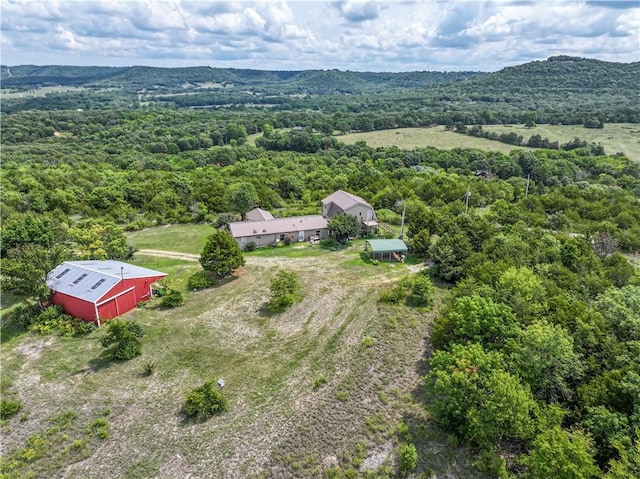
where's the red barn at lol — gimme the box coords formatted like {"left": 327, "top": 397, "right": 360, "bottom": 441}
{"left": 47, "top": 260, "right": 167, "bottom": 324}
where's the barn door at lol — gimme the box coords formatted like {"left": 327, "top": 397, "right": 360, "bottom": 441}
{"left": 298, "top": 230, "right": 304, "bottom": 242}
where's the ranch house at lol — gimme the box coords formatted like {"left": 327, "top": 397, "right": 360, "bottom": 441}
{"left": 228, "top": 210, "right": 329, "bottom": 249}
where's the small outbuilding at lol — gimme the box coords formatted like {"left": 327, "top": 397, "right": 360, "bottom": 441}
{"left": 46, "top": 260, "right": 167, "bottom": 324}
{"left": 365, "top": 239, "right": 408, "bottom": 261}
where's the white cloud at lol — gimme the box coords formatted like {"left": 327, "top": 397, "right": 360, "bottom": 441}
{"left": 0, "top": 0, "right": 637, "bottom": 71}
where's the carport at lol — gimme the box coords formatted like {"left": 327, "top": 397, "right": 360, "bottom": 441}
{"left": 365, "top": 239, "right": 408, "bottom": 261}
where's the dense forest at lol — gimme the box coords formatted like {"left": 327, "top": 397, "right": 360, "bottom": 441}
{"left": 1, "top": 56, "right": 639, "bottom": 478}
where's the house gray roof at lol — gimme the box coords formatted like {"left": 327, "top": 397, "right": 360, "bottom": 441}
{"left": 365, "top": 239, "right": 408, "bottom": 254}
{"left": 247, "top": 208, "right": 274, "bottom": 221}
{"left": 228, "top": 215, "right": 327, "bottom": 238}
{"left": 46, "top": 260, "right": 167, "bottom": 303}
{"left": 322, "top": 190, "right": 372, "bottom": 211}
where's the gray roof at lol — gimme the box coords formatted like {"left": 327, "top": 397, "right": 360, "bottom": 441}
{"left": 247, "top": 208, "right": 274, "bottom": 221}
{"left": 47, "top": 260, "right": 167, "bottom": 303}
{"left": 322, "top": 190, "right": 372, "bottom": 211}
{"left": 228, "top": 215, "right": 327, "bottom": 238}
{"left": 366, "top": 239, "right": 408, "bottom": 253}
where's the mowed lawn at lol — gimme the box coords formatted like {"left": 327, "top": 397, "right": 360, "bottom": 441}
{"left": 339, "top": 123, "right": 640, "bottom": 163}
{"left": 0, "top": 226, "right": 484, "bottom": 479}
{"left": 126, "top": 223, "right": 214, "bottom": 255}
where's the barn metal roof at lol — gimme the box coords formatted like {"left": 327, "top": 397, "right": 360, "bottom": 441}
{"left": 365, "top": 239, "right": 408, "bottom": 253}
{"left": 46, "top": 260, "right": 167, "bottom": 303}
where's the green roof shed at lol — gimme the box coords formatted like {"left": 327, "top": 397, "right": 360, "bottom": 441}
{"left": 365, "top": 239, "right": 408, "bottom": 261}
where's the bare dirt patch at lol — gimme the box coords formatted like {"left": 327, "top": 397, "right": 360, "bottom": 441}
{"left": 137, "top": 249, "right": 200, "bottom": 261}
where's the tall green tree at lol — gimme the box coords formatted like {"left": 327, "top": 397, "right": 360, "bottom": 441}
{"left": 1, "top": 244, "right": 71, "bottom": 304}
{"left": 508, "top": 321, "right": 584, "bottom": 402}
{"left": 224, "top": 182, "right": 259, "bottom": 220}
{"left": 200, "top": 229, "right": 245, "bottom": 277}
{"left": 431, "top": 294, "right": 517, "bottom": 350}
{"left": 327, "top": 212, "right": 359, "bottom": 243}
{"left": 523, "top": 426, "right": 600, "bottom": 479}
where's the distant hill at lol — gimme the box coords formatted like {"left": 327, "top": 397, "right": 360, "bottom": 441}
{"left": 0, "top": 64, "right": 482, "bottom": 93}
{"left": 1, "top": 57, "right": 638, "bottom": 124}
{"left": 438, "top": 56, "right": 639, "bottom": 96}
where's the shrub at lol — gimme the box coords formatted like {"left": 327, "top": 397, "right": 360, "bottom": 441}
{"left": 244, "top": 241, "right": 256, "bottom": 252}
{"left": 0, "top": 399, "right": 22, "bottom": 419}
{"left": 143, "top": 362, "right": 156, "bottom": 376}
{"left": 183, "top": 382, "right": 228, "bottom": 420}
{"left": 100, "top": 320, "right": 145, "bottom": 360}
{"left": 407, "top": 274, "right": 435, "bottom": 307}
{"left": 29, "top": 305, "right": 96, "bottom": 337}
{"left": 161, "top": 289, "right": 184, "bottom": 308}
{"left": 187, "top": 271, "right": 215, "bottom": 291}
{"left": 269, "top": 269, "right": 301, "bottom": 308}
{"left": 379, "top": 285, "right": 407, "bottom": 304}
{"left": 398, "top": 443, "right": 418, "bottom": 477}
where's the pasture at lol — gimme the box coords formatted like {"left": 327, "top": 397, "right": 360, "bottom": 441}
{"left": 0, "top": 226, "right": 482, "bottom": 478}
{"left": 339, "top": 124, "right": 640, "bottom": 163}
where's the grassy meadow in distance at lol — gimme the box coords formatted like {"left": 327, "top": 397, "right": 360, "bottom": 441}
{"left": 339, "top": 124, "right": 640, "bottom": 163}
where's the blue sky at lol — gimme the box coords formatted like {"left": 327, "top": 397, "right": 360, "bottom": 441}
{"left": 1, "top": 0, "right": 638, "bottom": 72}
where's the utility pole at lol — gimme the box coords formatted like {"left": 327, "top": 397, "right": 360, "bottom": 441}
{"left": 525, "top": 173, "right": 530, "bottom": 198}
{"left": 399, "top": 203, "right": 406, "bottom": 239}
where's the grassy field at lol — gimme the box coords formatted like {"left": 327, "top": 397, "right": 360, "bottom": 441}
{"left": 126, "top": 224, "right": 214, "bottom": 255}
{"left": 1, "top": 226, "right": 483, "bottom": 479}
{"left": 0, "top": 86, "right": 90, "bottom": 99}
{"left": 339, "top": 123, "right": 640, "bottom": 163}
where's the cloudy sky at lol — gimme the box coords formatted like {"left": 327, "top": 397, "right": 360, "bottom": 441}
{"left": 1, "top": 0, "right": 638, "bottom": 72}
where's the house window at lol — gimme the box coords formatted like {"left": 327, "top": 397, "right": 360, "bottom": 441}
{"left": 315, "top": 230, "right": 321, "bottom": 236}
{"left": 90, "top": 278, "right": 106, "bottom": 290}
{"left": 279, "top": 233, "right": 285, "bottom": 240}
{"left": 72, "top": 273, "right": 88, "bottom": 285}
{"left": 55, "top": 268, "right": 70, "bottom": 279}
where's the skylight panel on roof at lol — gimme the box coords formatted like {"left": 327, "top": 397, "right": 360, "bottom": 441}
{"left": 90, "top": 278, "right": 106, "bottom": 290}
{"left": 55, "top": 268, "right": 71, "bottom": 279}
{"left": 72, "top": 273, "right": 88, "bottom": 285}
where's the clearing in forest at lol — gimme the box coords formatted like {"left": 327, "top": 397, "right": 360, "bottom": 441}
{"left": 339, "top": 123, "right": 639, "bottom": 163}
{"left": 0, "top": 234, "right": 484, "bottom": 478}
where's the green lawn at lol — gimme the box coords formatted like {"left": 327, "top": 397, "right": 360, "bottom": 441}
{"left": 339, "top": 123, "right": 640, "bottom": 163}
{"left": 126, "top": 224, "right": 213, "bottom": 254}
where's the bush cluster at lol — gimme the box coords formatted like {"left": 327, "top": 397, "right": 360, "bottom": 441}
{"left": 186, "top": 271, "right": 215, "bottom": 291}
{"left": 100, "top": 320, "right": 145, "bottom": 360}
{"left": 183, "top": 382, "right": 228, "bottom": 420}
{"left": 379, "top": 273, "right": 435, "bottom": 308}
{"left": 15, "top": 304, "right": 95, "bottom": 337}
